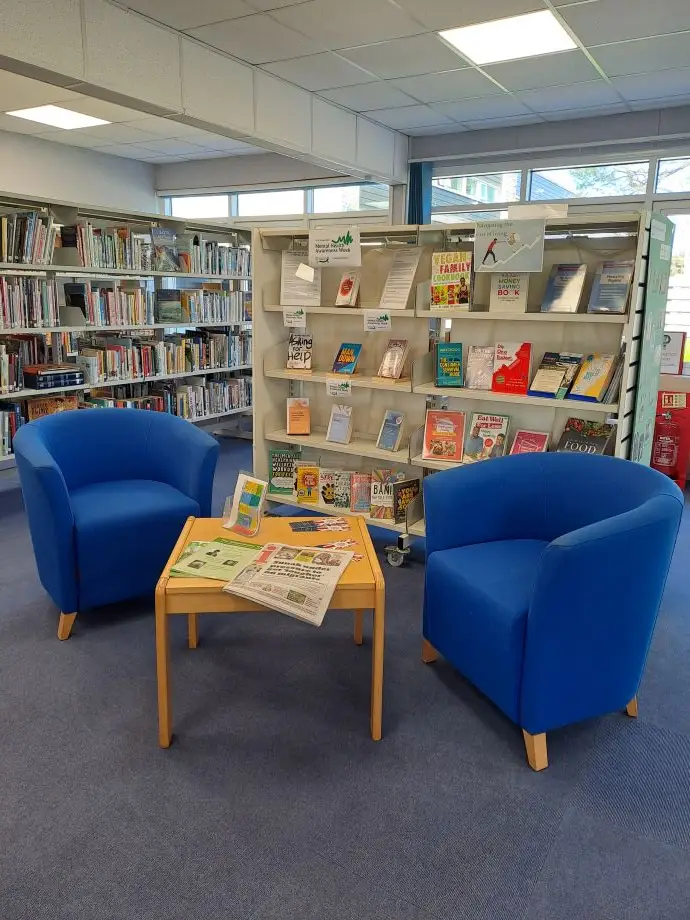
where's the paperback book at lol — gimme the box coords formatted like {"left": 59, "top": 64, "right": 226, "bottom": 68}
{"left": 268, "top": 448, "right": 301, "bottom": 496}
{"left": 287, "top": 333, "right": 313, "bottom": 370}
{"left": 335, "top": 271, "right": 360, "bottom": 306}
{"left": 528, "top": 352, "right": 583, "bottom": 399}
{"left": 296, "top": 463, "right": 320, "bottom": 503}
{"left": 319, "top": 468, "right": 338, "bottom": 505}
{"left": 350, "top": 472, "right": 372, "bottom": 513}
{"left": 509, "top": 430, "right": 549, "bottom": 454}
{"left": 333, "top": 470, "right": 352, "bottom": 509}
{"left": 430, "top": 251, "right": 472, "bottom": 309}
{"left": 326, "top": 404, "right": 353, "bottom": 444}
{"left": 155, "top": 290, "right": 183, "bottom": 323}
{"left": 422, "top": 409, "right": 465, "bottom": 463}
{"left": 556, "top": 417, "right": 614, "bottom": 455}
{"left": 376, "top": 409, "right": 405, "bottom": 452}
{"left": 541, "top": 264, "right": 587, "bottom": 313}
{"left": 151, "top": 227, "right": 180, "bottom": 273}
{"left": 587, "top": 261, "right": 635, "bottom": 314}
{"left": 393, "top": 478, "right": 420, "bottom": 524}
{"left": 286, "top": 397, "right": 311, "bottom": 435}
{"left": 435, "top": 342, "right": 463, "bottom": 387}
{"left": 489, "top": 273, "right": 528, "bottom": 313}
{"left": 569, "top": 354, "right": 617, "bottom": 403}
{"left": 492, "top": 342, "right": 532, "bottom": 396}
{"left": 464, "top": 345, "right": 495, "bottom": 390}
{"left": 377, "top": 338, "right": 409, "bottom": 379}
{"left": 463, "top": 413, "right": 510, "bottom": 463}
{"left": 370, "top": 469, "right": 398, "bottom": 520}
{"left": 332, "top": 342, "right": 362, "bottom": 375}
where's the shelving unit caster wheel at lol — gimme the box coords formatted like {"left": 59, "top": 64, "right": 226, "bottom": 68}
{"left": 386, "top": 549, "right": 407, "bottom": 567}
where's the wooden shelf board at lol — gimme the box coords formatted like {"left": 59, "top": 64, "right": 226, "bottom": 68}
{"left": 409, "top": 520, "right": 426, "bottom": 537}
{"left": 412, "top": 382, "right": 618, "bottom": 413}
{"left": 410, "top": 453, "right": 463, "bottom": 471}
{"left": 0, "top": 322, "right": 250, "bottom": 334}
{"left": 263, "top": 304, "right": 415, "bottom": 317}
{"left": 416, "top": 308, "right": 628, "bottom": 323}
{"left": 264, "top": 367, "right": 412, "bottom": 392}
{"left": 265, "top": 428, "right": 410, "bottom": 464}
{"left": 266, "top": 492, "right": 408, "bottom": 534}
{"left": 0, "top": 263, "right": 250, "bottom": 281}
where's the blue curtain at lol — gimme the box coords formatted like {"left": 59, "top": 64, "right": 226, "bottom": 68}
{"left": 407, "top": 162, "right": 433, "bottom": 225}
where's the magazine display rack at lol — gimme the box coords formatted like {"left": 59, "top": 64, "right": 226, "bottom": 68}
{"left": 252, "top": 214, "right": 662, "bottom": 548}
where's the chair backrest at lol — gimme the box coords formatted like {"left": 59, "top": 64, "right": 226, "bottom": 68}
{"left": 15, "top": 408, "right": 204, "bottom": 490}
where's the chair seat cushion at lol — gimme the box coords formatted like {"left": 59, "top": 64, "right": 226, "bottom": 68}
{"left": 424, "top": 539, "right": 548, "bottom": 722}
{"left": 71, "top": 479, "right": 199, "bottom": 609}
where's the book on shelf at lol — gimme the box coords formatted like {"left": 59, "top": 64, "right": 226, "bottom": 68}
{"left": 151, "top": 227, "right": 180, "bottom": 273}
{"left": 335, "top": 271, "right": 360, "bottom": 307}
{"left": 430, "top": 251, "right": 472, "bottom": 310}
{"left": 509, "top": 429, "right": 549, "bottom": 454}
{"left": 435, "top": 341, "right": 463, "bottom": 387}
{"left": 155, "top": 290, "right": 183, "bottom": 323}
{"left": 422, "top": 409, "right": 465, "bottom": 463}
{"left": 569, "top": 353, "right": 617, "bottom": 403}
{"left": 26, "top": 394, "right": 79, "bottom": 421}
{"left": 528, "top": 352, "right": 583, "bottom": 399}
{"left": 489, "top": 272, "right": 528, "bottom": 313}
{"left": 376, "top": 338, "right": 409, "bottom": 380}
{"left": 393, "top": 478, "right": 420, "bottom": 524}
{"left": 333, "top": 470, "right": 352, "bottom": 509}
{"left": 661, "top": 331, "right": 686, "bottom": 374}
{"left": 587, "top": 261, "right": 635, "bottom": 314}
{"left": 370, "top": 469, "right": 407, "bottom": 520}
{"left": 268, "top": 448, "right": 301, "bottom": 496}
{"left": 464, "top": 345, "right": 495, "bottom": 390}
{"left": 326, "top": 404, "right": 353, "bottom": 444}
{"left": 319, "top": 468, "right": 338, "bottom": 505}
{"left": 280, "top": 250, "right": 321, "bottom": 307}
{"left": 22, "top": 363, "right": 84, "bottom": 390}
{"left": 492, "top": 342, "right": 532, "bottom": 396}
{"left": 332, "top": 342, "right": 362, "bottom": 375}
{"left": 350, "top": 471, "right": 372, "bottom": 513}
{"left": 541, "top": 264, "right": 587, "bottom": 313}
{"left": 379, "top": 247, "right": 422, "bottom": 311}
{"left": 463, "top": 413, "right": 510, "bottom": 463}
{"left": 0, "top": 211, "right": 57, "bottom": 265}
{"left": 287, "top": 332, "right": 313, "bottom": 370}
{"left": 286, "top": 397, "right": 310, "bottom": 435}
{"left": 376, "top": 409, "right": 405, "bottom": 452}
{"left": 296, "top": 463, "right": 319, "bottom": 503}
{"left": 556, "top": 417, "right": 614, "bottom": 454}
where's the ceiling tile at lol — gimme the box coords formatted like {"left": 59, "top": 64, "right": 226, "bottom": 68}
{"left": 406, "top": 124, "right": 467, "bottom": 135}
{"left": 123, "top": 0, "right": 254, "bottom": 30}
{"left": 592, "top": 34, "right": 690, "bottom": 77}
{"left": 630, "top": 96, "right": 690, "bottom": 112}
{"left": 612, "top": 67, "right": 690, "bottom": 102}
{"left": 462, "top": 113, "right": 542, "bottom": 128}
{"left": 0, "top": 71, "right": 79, "bottom": 111}
{"left": 248, "top": 0, "right": 309, "bottom": 7}
{"left": 338, "top": 34, "right": 467, "bottom": 79}
{"left": 173, "top": 130, "right": 258, "bottom": 151}
{"left": 131, "top": 138, "right": 210, "bottom": 155}
{"left": 71, "top": 122, "right": 163, "bottom": 144}
{"left": 540, "top": 103, "right": 630, "bottom": 121}
{"left": 270, "top": 0, "right": 424, "bottom": 49}
{"left": 517, "top": 80, "right": 621, "bottom": 112}
{"left": 34, "top": 129, "right": 117, "bottom": 148}
{"left": 391, "top": 0, "right": 542, "bottom": 31}
{"left": 484, "top": 50, "right": 600, "bottom": 92}
{"left": 560, "top": 0, "right": 690, "bottom": 44}
{"left": 319, "top": 82, "right": 418, "bottom": 111}
{"left": 262, "top": 53, "right": 376, "bottom": 91}
{"left": 390, "top": 69, "right": 503, "bottom": 104}
{"left": 86, "top": 143, "right": 161, "bottom": 159}
{"left": 430, "top": 95, "right": 531, "bottom": 122}
{"left": 367, "top": 104, "right": 454, "bottom": 129}
{"left": 0, "top": 112, "right": 53, "bottom": 135}
{"left": 61, "top": 95, "right": 149, "bottom": 123}
{"left": 187, "top": 14, "right": 323, "bottom": 64}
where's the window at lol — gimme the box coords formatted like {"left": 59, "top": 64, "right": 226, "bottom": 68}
{"left": 656, "top": 158, "right": 690, "bottom": 194}
{"left": 170, "top": 195, "right": 229, "bottom": 219}
{"left": 432, "top": 171, "right": 520, "bottom": 207}
{"left": 431, "top": 209, "right": 509, "bottom": 224}
{"left": 312, "top": 183, "right": 389, "bottom": 213}
{"left": 664, "top": 214, "right": 690, "bottom": 360}
{"left": 528, "top": 162, "right": 649, "bottom": 200}
{"left": 237, "top": 189, "right": 304, "bottom": 217}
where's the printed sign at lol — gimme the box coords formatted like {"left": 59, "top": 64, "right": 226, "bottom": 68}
{"left": 363, "top": 309, "right": 392, "bottom": 331}
{"left": 308, "top": 226, "right": 361, "bottom": 268}
{"left": 474, "top": 219, "right": 545, "bottom": 273}
{"left": 283, "top": 307, "right": 307, "bottom": 327}
{"left": 326, "top": 378, "right": 352, "bottom": 398}
{"left": 295, "top": 262, "right": 315, "bottom": 282}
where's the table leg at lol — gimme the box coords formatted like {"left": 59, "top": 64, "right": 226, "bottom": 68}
{"left": 353, "top": 609, "right": 364, "bottom": 646}
{"left": 155, "top": 583, "right": 173, "bottom": 748}
{"left": 370, "top": 589, "right": 385, "bottom": 741}
{"left": 188, "top": 613, "right": 199, "bottom": 649}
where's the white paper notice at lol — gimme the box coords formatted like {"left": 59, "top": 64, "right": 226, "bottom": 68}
{"left": 651, "top": 219, "right": 667, "bottom": 242}
{"left": 378, "top": 247, "right": 422, "bottom": 311}
{"left": 326, "top": 378, "right": 352, "bottom": 398}
{"left": 660, "top": 243, "right": 671, "bottom": 262}
{"left": 363, "top": 309, "right": 392, "bottom": 331}
{"left": 308, "top": 226, "right": 361, "bottom": 268}
{"left": 280, "top": 250, "right": 321, "bottom": 306}
{"left": 283, "top": 307, "right": 307, "bottom": 327}
{"left": 295, "top": 262, "right": 315, "bottom": 282}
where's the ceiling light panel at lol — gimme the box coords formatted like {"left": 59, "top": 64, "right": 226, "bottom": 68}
{"left": 440, "top": 10, "right": 576, "bottom": 66}
{"left": 6, "top": 104, "right": 110, "bottom": 130}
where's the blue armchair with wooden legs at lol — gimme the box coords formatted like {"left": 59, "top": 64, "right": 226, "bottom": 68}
{"left": 422, "top": 452, "right": 683, "bottom": 771}
{"left": 14, "top": 408, "right": 219, "bottom": 640}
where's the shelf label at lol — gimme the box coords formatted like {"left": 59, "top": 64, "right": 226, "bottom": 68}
{"left": 283, "top": 307, "right": 307, "bottom": 327}
{"left": 326, "top": 378, "right": 352, "bottom": 398}
{"left": 363, "top": 309, "right": 391, "bottom": 331}
{"left": 308, "top": 226, "right": 361, "bottom": 268}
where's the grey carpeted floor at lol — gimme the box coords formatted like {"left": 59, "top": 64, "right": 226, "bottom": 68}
{"left": 2, "top": 439, "right": 690, "bottom": 920}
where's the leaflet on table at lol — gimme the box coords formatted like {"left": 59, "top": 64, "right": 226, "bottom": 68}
{"left": 223, "top": 473, "right": 268, "bottom": 537}
{"left": 170, "top": 537, "right": 263, "bottom": 581}
{"left": 223, "top": 543, "right": 353, "bottom": 627}
{"left": 378, "top": 247, "right": 422, "bottom": 310}
{"left": 169, "top": 541, "right": 206, "bottom": 577}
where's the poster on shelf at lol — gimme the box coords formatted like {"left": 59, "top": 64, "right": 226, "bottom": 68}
{"left": 308, "top": 227, "right": 361, "bottom": 268}
{"left": 363, "top": 309, "right": 392, "bottom": 331}
{"left": 474, "top": 219, "right": 545, "bottom": 273}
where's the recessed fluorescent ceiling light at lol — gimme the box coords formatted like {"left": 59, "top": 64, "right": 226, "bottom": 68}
{"left": 5, "top": 105, "right": 110, "bottom": 130}
{"left": 440, "top": 10, "right": 576, "bottom": 66}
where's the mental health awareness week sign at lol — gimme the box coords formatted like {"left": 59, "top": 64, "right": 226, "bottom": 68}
{"left": 308, "top": 227, "right": 361, "bottom": 267}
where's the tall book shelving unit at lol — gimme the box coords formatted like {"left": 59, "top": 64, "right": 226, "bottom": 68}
{"left": 0, "top": 194, "right": 253, "bottom": 469}
{"left": 252, "top": 213, "right": 658, "bottom": 542}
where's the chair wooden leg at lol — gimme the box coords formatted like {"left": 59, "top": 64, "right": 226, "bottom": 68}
{"left": 421, "top": 638, "right": 438, "bottom": 664}
{"left": 353, "top": 609, "right": 364, "bottom": 646}
{"left": 626, "top": 696, "right": 638, "bottom": 718}
{"left": 523, "top": 730, "right": 548, "bottom": 771}
{"left": 187, "top": 613, "right": 199, "bottom": 650}
{"left": 57, "top": 612, "right": 77, "bottom": 641}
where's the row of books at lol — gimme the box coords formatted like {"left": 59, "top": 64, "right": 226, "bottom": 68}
{"left": 0, "top": 277, "right": 60, "bottom": 329}
{"left": 0, "top": 211, "right": 58, "bottom": 266}
{"left": 151, "top": 229, "right": 251, "bottom": 276}
{"left": 286, "top": 398, "right": 405, "bottom": 452}
{"left": 421, "top": 408, "right": 614, "bottom": 463}
{"left": 65, "top": 282, "right": 155, "bottom": 327}
{"left": 287, "top": 334, "right": 407, "bottom": 380}
{"left": 268, "top": 450, "right": 421, "bottom": 522}
{"left": 435, "top": 342, "right": 623, "bottom": 404}
{"left": 155, "top": 288, "right": 251, "bottom": 325}
{"left": 0, "top": 403, "right": 25, "bottom": 456}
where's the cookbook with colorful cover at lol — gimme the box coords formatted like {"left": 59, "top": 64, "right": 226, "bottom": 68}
{"left": 422, "top": 409, "right": 465, "bottom": 462}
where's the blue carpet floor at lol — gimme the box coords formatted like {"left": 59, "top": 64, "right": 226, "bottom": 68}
{"left": 1, "top": 439, "right": 690, "bottom": 919}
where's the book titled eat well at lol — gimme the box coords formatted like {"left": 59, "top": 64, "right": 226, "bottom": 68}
{"left": 491, "top": 342, "right": 532, "bottom": 396}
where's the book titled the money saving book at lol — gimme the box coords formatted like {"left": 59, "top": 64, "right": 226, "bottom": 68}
{"left": 332, "top": 342, "right": 362, "bottom": 374}
{"left": 376, "top": 409, "right": 405, "bottom": 452}
{"left": 489, "top": 272, "right": 528, "bottom": 313}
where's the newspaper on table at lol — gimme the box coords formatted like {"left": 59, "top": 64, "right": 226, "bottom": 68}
{"left": 170, "top": 537, "right": 263, "bottom": 582}
{"left": 222, "top": 543, "right": 353, "bottom": 627}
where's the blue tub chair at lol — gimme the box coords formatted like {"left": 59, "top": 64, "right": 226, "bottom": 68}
{"left": 422, "top": 452, "right": 683, "bottom": 770}
{"left": 14, "top": 409, "right": 219, "bottom": 640}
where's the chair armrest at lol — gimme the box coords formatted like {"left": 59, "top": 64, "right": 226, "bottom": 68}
{"left": 146, "top": 419, "right": 219, "bottom": 515}
{"left": 14, "top": 425, "right": 78, "bottom": 612}
{"left": 520, "top": 493, "right": 683, "bottom": 734}
{"left": 423, "top": 456, "right": 545, "bottom": 556}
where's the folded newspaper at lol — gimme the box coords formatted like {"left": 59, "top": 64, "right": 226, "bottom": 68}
{"left": 223, "top": 543, "right": 353, "bottom": 627}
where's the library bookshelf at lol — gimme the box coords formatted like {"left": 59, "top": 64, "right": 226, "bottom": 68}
{"left": 252, "top": 214, "right": 666, "bottom": 544}
{"left": 0, "top": 193, "right": 254, "bottom": 466}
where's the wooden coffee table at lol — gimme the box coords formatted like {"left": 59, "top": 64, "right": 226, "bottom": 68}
{"left": 155, "top": 515, "right": 385, "bottom": 747}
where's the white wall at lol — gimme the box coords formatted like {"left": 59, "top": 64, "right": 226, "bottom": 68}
{"left": 0, "top": 130, "right": 158, "bottom": 211}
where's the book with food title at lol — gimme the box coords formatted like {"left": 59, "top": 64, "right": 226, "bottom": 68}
{"left": 376, "top": 409, "right": 405, "bottom": 452}
{"left": 332, "top": 342, "right": 362, "bottom": 375}
{"left": 435, "top": 342, "right": 463, "bottom": 387}
{"left": 556, "top": 417, "right": 614, "bottom": 454}
{"left": 509, "top": 429, "right": 549, "bottom": 454}
{"left": 350, "top": 471, "right": 372, "bottom": 513}
{"left": 376, "top": 338, "right": 409, "bottom": 379}
{"left": 287, "top": 332, "right": 313, "bottom": 370}
{"left": 430, "top": 250, "right": 472, "bottom": 310}
{"left": 569, "top": 353, "right": 617, "bottom": 402}
{"left": 286, "top": 397, "right": 311, "bottom": 435}
{"left": 541, "top": 264, "right": 587, "bottom": 313}
{"left": 491, "top": 342, "right": 532, "bottom": 396}
{"left": 393, "top": 478, "right": 420, "bottom": 524}
{"left": 295, "top": 463, "right": 320, "bottom": 503}
{"left": 587, "top": 261, "right": 635, "bottom": 314}
{"left": 335, "top": 271, "right": 360, "bottom": 307}
{"left": 422, "top": 409, "right": 465, "bottom": 462}
{"left": 463, "top": 413, "right": 510, "bottom": 463}
{"left": 464, "top": 345, "right": 495, "bottom": 390}
{"left": 489, "top": 272, "right": 529, "bottom": 313}
{"left": 268, "top": 448, "right": 301, "bottom": 496}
